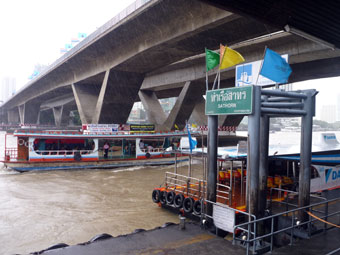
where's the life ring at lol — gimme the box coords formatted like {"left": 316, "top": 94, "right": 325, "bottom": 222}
{"left": 193, "top": 200, "right": 202, "bottom": 215}
{"left": 152, "top": 189, "right": 160, "bottom": 203}
{"left": 24, "top": 141, "right": 29, "bottom": 147}
{"left": 159, "top": 191, "right": 167, "bottom": 205}
{"left": 174, "top": 193, "right": 184, "bottom": 208}
{"left": 183, "top": 197, "right": 194, "bottom": 213}
{"left": 18, "top": 139, "right": 25, "bottom": 146}
{"left": 145, "top": 152, "right": 151, "bottom": 159}
{"left": 166, "top": 191, "right": 176, "bottom": 205}
{"left": 74, "top": 152, "right": 82, "bottom": 161}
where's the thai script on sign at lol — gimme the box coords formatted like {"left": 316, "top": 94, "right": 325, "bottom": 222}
{"left": 210, "top": 90, "right": 247, "bottom": 103}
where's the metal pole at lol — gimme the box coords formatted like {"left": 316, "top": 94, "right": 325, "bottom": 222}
{"left": 207, "top": 115, "right": 218, "bottom": 217}
{"left": 298, "top": 90, "right": 316, "bottom": 223}
{"left": 247, "top": 85, "right": 261, "bottom": 218}
{"left": 259, "top": 114, "right": 269, "bottom": 217}
{"left": 230, "top": 161, "right": 233, "bottom": 206}
{"left": 188, "top": 154, "right": 192, "bottom": 177}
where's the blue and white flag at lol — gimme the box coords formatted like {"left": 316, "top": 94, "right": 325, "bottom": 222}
{"left": 186, "top": 124, "right": 197, "bottom": 153}
{"left": 78, "top": 33, "right": 87, "bottom": 39}
{"left": 65, "top": 43, "right": 73, "bottom": 50}
{"left": 259, "top": 48, "right": 292, "bottom": 84}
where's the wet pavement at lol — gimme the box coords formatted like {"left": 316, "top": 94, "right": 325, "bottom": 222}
{"left": 33, "top": 220, "right": 340, "bottom": 255}
{"left": 35, "top": 222, "right": 246, "bottom": 255}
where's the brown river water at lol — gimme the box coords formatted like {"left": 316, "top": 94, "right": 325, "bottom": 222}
{"left": 1, "top": 130, "right": 340, "bottom": 254}
{"left": 0, "top": 132, "right": 206, "bottom": 254}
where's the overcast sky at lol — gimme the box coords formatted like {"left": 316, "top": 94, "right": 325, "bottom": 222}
{"left": 0, "top": 0, "right": 135, "bottom": 87}
{"left": 0, "top": 0, "right": 339, "bottom": 120}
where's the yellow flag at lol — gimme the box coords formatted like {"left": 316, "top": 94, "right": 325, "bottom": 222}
{"left": 174, "top": 124, "right": 179, "bottom": 130}
{"left": 192, "top": 123, "right": 197, "bottom": 128}
{"left": 219, "top": 46, "right": 245, "bottom": 70}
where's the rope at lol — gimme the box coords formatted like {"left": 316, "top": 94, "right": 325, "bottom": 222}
{"left": 306, "top": 211, "right": 340, "bottom": 229}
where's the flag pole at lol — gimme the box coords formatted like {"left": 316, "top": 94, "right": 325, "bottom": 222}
{"left": 217, "top": 69, "right": 221, "bottom": 89}
{"left": 212, "top": 70, "right": 219, "bottom": 90}
{"left": 206, "top": 71, "right": 209, "bottom": 91}
{"left": 255, "top": 45, "right": 267, "bottom": 86}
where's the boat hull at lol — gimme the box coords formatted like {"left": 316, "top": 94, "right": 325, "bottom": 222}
{"left": 3, "top": 156, "right": 189, "bottom": 172}
{"left": 273, "top": 149, "right": 340, "bottom": 166}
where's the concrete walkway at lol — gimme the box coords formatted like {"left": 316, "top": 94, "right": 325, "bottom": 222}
{"left": 32, "top": 221, "right": 340, "bottom": 255}
{"left": 36, "top": 222, "right": 246, "bottom": 255}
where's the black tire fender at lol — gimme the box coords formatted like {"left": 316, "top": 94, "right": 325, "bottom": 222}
{"left": 193, "top": 200, "right": 202, "bottom": 215}
{"left": 166, "top": 191, "right": 175, "bottom": 204}
{"left": 159, "top": 190, "right": 167, "bottom": 205}
{"left": 174, "top": 193, "right": 184, "bottom": 208}
{"left": 183, "top": 197, "right": 194, "bottom": 213}
{"left": 152, "top": 189, "right": 160, "bottom": 203}
{"left": 145, "top": 152, "right": 151, "bottom": 159}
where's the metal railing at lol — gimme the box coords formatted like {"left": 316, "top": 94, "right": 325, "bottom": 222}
{"left": 34, "top": 149, "right": 94, "bottom": 156}
{"left": 4, "top": 148, "right": 18, "bottom": 161}
{"left": 164, "top": 172, "right": 206, "bottom": 199}
{"left": 233, "top": 195, "right": 340, "bottom": 255}
{"left": 216, "top": 183, "right": 231, "bottom": 205}
{"left": 269, "top": 187, "right": 327, "bottom": 215}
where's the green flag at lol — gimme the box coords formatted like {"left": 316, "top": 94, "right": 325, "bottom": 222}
{"left": 205, "top": 48, "right": 220, "bottom": 71}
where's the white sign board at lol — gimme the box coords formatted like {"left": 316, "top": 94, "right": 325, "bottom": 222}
{"left": 235, "top": 54, "right": 288, "bottom": 87}
{"left": 82, "top": 124, "right": 119, "bottom": 134}
{"left": 213, "top": 203, "right": 235, "bottom": 232}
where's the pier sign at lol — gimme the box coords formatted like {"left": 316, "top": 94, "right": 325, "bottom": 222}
{"left": 213, "top": 203, "right": 235, "bottom": 232}
{"left": 205, "top": 86, "right": 253, "bottom": 115}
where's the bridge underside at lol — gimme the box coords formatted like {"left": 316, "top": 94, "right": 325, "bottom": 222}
{"left": 1, "top": 0, "right": 340, "bottom": 129}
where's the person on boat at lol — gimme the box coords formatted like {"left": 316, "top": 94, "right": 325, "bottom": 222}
{"left": 147, "top": 144, "right": 153, "bottom": 152}
{"left": 103, "top": 142, "right": 110, "bottom": 159}
{"left": 139, "top": 140, "right": 144, "bottom": 149}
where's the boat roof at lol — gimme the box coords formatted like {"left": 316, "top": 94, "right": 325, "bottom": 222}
{"left": 13, "top": 129, "right": 200, "bottom": 139}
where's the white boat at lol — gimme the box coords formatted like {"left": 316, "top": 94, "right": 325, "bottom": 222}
{"left": 1, "top": 124, "right": 198, "bottom": 172}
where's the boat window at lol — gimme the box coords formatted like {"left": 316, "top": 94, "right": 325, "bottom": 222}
{"left": 311, "top": 166, "right": 320, "bottom": 179}
{"left": 33, "top": 138, "right": 95, "bottom": 154}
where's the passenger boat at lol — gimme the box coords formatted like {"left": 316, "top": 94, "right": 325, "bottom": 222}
{"left": 151, "top": 132, "right": 340, "bottom": 216}
{"left": 1, "top": 124, "right": 199, "bottom": 172}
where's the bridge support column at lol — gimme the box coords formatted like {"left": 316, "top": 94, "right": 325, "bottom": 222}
{"left": 189, "top": 95, "right": 207, "bottom": 126}
{"left": 92, "top": 70, "right": 110, "bottom": 124}
{"left": 138, "top": 90, "right": 167, "bottom": 127}
{"left": 18, "top": 103, "right": 41, "bottom": 124}
{"left": 7, "top": 108, "right": 20, "bottom": 124}
{"left": 97, "top": 70, "right": 144, "bottom": 124}
{"left": 72, "top": 83, "right": 101, "bottom": 124}
{"left": 18, "top": 104, "right": 25, "bottom": 124}
{"left": 73, "top": 70, "right": 144, "bottom": 125}
{"left": 53, "top": 106, "right": 63, "bottom": 127}
{"left": 164, "top": 81, "right": 205, "bottom": 130}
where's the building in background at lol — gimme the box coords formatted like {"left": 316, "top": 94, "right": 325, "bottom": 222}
{"left": 337, "top": 94, "right": 340, "bottom": 122}
{"left": 0, "top": 77, "right": 16, "bottom": 105}
{"left": 321, "top": 104, "right": 337, "bottom": 123}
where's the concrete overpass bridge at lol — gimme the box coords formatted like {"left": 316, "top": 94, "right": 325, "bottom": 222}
{"left": 1, "top": 0, "right": 339, "bottom": 130}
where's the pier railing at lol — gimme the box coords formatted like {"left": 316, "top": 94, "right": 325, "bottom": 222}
{"left": 164, "top": 172, "right": 206, "bottom": 199}
{"left": 4, "top": 148, "right": 18, "bottom": 161}
{"left": 34, "top": 149, "right": 94, "bottom": 156}
{"left": 233, "top": 193, "right": 340, "bottom": 255}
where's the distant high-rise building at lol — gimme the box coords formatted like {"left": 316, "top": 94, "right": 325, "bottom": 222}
{"left": 0, "top": 77, "right": 16, "bottom": 105}
{"left": 280, "top": 83, "right": 293, "bottom": 91}
{"left": 337, "top": 94, "right": 340, "bottom": 121}
{"left": 321, "top": 104, "right": 337, "bottom": 123}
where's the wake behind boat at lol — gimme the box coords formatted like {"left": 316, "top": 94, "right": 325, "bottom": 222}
{"left": 1, "top": 124, "right": 199, "bottom": 172}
